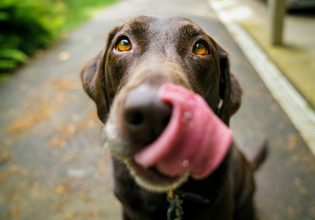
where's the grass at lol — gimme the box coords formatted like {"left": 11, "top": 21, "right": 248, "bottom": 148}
{"left": 239, "top": 21, "right": 315, "bottom": 109}
{"left": 60, "top": 0, "right": 117, "bottom": 32}
{"left": 0, "top": 73, "right": 10, "bottom": 82}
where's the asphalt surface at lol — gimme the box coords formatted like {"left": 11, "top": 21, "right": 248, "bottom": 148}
{"left": 0, "top": 0, "right": 314, "bottom": 219}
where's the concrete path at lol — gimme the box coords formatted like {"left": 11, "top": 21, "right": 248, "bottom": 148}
{"left": 0, "top": 0, "right": 314, "bottom": 219}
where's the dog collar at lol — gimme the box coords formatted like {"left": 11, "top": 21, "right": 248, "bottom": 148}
{"left": 217, "top": 99, "right": 224, "bottom": 111}
{"left": 215, "top": 98, "right": 224, "bottom": 116}
{"left": 167, "top": 189, "right": 210, "bottom": 220}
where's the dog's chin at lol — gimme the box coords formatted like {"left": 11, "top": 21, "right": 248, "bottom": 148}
{"left": 120, "top": 158, "right": 188, "bottom": 193}
{"left": 103, "top": 121, "right": 188, "bottom": 192}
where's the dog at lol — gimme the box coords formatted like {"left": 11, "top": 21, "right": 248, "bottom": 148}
{"left": 81, "top": 16, "right": 267, "bottom": 220}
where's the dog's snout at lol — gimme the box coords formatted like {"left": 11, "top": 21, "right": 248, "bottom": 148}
{"left": 123, "top": 85, "right": 172, "bottom": 145}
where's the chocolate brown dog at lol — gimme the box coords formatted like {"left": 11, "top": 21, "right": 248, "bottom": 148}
{"left": 81, "top": 16, "right": 267, "bottom": 220}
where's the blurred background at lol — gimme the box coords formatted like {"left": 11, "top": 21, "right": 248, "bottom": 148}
{"left": 0, "top": 0, "right": 314, "bottom": 219}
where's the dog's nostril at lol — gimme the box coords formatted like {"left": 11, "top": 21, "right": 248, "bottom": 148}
{"left": 122, "top": 85, "right": 173, "bottom": 145}
{"left": 125, "top": 110, "right": 144, "bottom": 126}
{"left": 162, "top": 114, "right": 171, "bottom": 129}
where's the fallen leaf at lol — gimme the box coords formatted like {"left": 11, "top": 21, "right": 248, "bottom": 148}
{"left": 58, "top": 51, "right": 71, "bottom": 61}
{"left": 54, "top": 184, "right": 66, "bottom": 195}
{"left": 6, "top": 104, "right": 53, "bottom": 136}
{"left": 0, "top": 146, "right": 12, "bottom": 165}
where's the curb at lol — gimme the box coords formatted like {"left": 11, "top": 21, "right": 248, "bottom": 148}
{"left": 209, "top": 0, "right": 315, "bottom": 156}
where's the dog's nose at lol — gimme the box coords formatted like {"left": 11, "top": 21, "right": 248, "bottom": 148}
{"left": 123, "top": 85, "right": 172, "bottom": 145}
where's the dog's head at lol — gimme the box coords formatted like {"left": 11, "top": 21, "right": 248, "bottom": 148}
{"left": 81, "top": 16, "right": 241, "bottom": 191}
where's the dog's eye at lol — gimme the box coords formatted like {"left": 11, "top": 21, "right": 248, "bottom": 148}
{"left": 116, "top": 38, "right": 132, "bottom": 52}
{"left": 193, "top": 42, "right": 208, "bottom": 55}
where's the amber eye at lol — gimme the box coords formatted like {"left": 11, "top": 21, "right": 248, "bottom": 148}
{"left": 116, "top": 38, "right": 132, "bottom": 52}
{"left": 193, "top": 42, "right": 208, "bottom": 55}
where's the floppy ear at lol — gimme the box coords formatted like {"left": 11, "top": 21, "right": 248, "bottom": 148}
{"left": 80, "top": 49, "right": 108, "bottom": 123}
{"left": 80, "top": 26, "right": 121, "bottom": 123}
{"left": 216, "top": 44, "right": 242, "bottom": 125}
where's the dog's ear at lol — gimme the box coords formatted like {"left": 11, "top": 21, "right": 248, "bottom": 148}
{"left": 216, "top": 44, "right": 242, "bottom": 125}
{"left": 80, "top": 26, "right": 121, "bottom": 123}
{"left": 80, "top": 49, "right": 108, "bottom": 122}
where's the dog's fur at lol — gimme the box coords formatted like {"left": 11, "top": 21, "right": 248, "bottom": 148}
{"left": 81, "top": 16, "right": 267, "bottom": 220}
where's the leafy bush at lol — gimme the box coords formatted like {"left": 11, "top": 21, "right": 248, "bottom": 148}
{"left": 0, "top": 0, "right": 63, "bottom": 73}
{"left": 0, "top": 0, "right": 116, "bottom": 74}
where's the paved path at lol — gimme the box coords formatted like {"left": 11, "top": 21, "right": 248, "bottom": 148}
{"left": 0, "top": 0, "right": 314, "bottom": 219}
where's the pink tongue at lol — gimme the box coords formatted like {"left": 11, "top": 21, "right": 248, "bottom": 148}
{"left": 134, "top": 83, "right": 233, "bottom": 179}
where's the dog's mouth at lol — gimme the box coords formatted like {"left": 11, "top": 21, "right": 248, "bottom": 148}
{"left": 106, "top": 83, "right": 232, "bottom": 193}
{"left": 122, "top": 158, "right": 189, "bottom": 192}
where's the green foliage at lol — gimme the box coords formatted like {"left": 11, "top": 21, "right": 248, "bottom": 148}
{"left": 0, "top": 0, "right": 116, "bottom": 74}
{"left": 0, "top": 0, "right": 64, "bottom": 73}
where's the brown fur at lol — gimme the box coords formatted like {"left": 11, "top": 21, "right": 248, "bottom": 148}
{"left": 81, "top": 16, "right": 266, "bottom": 220}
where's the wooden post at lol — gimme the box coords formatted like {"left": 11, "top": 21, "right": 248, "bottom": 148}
{"left": 269, "top": 0, "right": 286, "bottom": 46}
